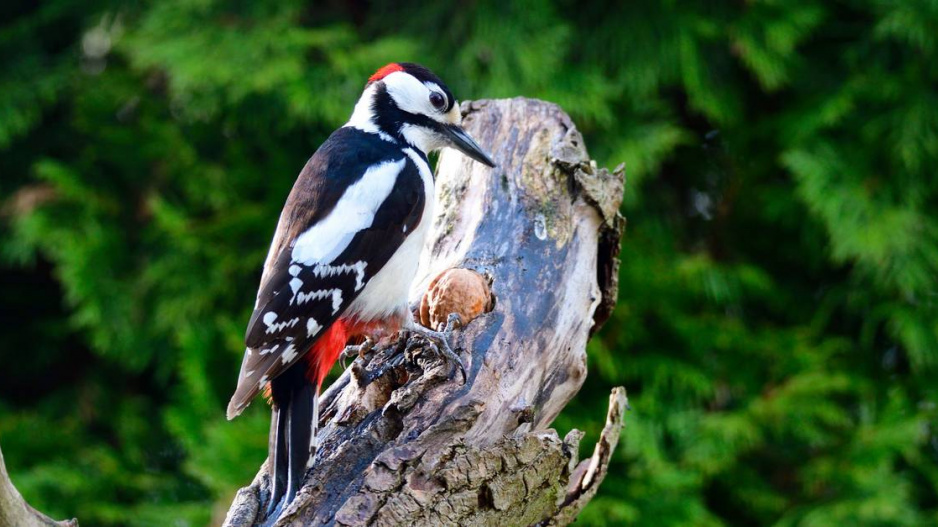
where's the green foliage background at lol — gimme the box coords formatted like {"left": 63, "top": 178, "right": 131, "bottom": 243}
{"left": 1, "top": 1, "right": 937, "bottom": 525}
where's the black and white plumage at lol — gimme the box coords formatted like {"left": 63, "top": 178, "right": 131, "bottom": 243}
{"left": 226, "top": 63, "right": 495, "bottom": 519}
{"left": 228, "top": 127, "right": 429, "bottom": 414}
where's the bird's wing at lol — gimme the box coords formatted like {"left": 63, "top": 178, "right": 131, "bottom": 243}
{"left": 227, "top": 135, "right": 427, "bottom": 419}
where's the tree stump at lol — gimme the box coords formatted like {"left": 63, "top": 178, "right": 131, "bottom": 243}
{"left": 223, "top": 98, "right": 627, "bottom": 527}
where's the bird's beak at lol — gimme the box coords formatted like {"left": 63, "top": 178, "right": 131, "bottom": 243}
{"left": 442, "top": 125, "right": 496, "bottom": 167}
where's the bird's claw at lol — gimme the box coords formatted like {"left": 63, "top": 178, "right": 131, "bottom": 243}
{"left": 340, "top": 338, "right": 375, "bottom": 369}
{"left": 407, "top": 313, "right": 466, "bottom": 383}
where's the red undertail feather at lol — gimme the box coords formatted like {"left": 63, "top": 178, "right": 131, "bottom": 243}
{"left": 302, "top": 317, "right": 403, "bottom": 388}
{"left": 305, "top": 320, "right": 349, "bottom": 388}
{"left": 369, "top": 63, "right": 404, "bottom": 83}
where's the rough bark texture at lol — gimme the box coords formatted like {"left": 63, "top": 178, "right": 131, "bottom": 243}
{"left": 0, "top": 444, "right": 78, "bottom": 527}
{"left": 223, "top": 98, "right": 627, "bottom": 527}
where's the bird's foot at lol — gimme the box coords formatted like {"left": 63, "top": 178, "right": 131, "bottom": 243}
{"left": 349, "top": 337, "right": 410, "bottom": 387}
{"left": 339, "top": 337, "right": 375, "bottom": 369}
{"left": 405, "top": 313, "right": 466, "bottom": 383}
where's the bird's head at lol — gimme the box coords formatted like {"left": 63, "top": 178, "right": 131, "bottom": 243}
{"left": 347, "top": 62, "right": 496, "bottom": 167}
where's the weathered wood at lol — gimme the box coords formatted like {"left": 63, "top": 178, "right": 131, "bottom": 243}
{"left": 0, "top": 444, "right": 78, "bottom": 527}
{"left": 223, "top": 98, "right": 627, "bottom": 527}
{"left": 546, "top": 388, "right": 629, "bottom": 525}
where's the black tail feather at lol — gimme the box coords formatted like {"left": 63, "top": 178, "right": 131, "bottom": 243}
{"left": 285, "top": 380, "right": 314, "bottom": 503}
{"left": 264, "top": 362, "right": 319, "bottom": 521}
{"left": 267, "top": 405, "right": 287, "bottom": 512}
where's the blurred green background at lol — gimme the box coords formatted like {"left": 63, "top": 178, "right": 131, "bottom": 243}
{"left": 1, "top": 1, "right": 937, "bottom": 525}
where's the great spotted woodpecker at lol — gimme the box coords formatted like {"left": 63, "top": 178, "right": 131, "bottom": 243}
{"left": 226, "top": 63, "right": 495, "bottom": 517}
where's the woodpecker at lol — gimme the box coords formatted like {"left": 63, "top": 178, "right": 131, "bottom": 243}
{"left": 226, "top": 63, "right": 495, "bottom": 518}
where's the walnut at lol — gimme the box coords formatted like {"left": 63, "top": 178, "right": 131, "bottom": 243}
{"left": 419, "top": 268, "right": 494, "bottom": 330}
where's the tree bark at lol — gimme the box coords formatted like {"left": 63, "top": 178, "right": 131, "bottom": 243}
{"left": 0, "top": 443, "right": 78, "bottom": 527}
{"left": 223, "top": 98, "right": 627, "bottom": 527}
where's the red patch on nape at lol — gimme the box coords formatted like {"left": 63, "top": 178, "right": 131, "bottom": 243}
{"left": 369, "top": 63, "right": 404, "bottom": 83}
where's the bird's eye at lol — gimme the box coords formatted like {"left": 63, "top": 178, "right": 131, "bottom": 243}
{"left": 429, "top": 92, "right": 446, "bottom": 110}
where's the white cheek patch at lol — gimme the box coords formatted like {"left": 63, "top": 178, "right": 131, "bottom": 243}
{"left": 401, "top": 123, "right": 447, "bottom": 153}
{"left": 384, "top": 72, "right": 449, "bottom": 123}
{"left": 384, "top": 72, "right": 431, "bottom": 115}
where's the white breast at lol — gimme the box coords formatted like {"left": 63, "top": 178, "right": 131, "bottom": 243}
{"left": 347, "top": 148, "right": 434, "bottom": 322}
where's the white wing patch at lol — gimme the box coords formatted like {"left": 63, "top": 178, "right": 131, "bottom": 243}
{"left": 292, "top": 158, "right": 405, "bottom": 265}
{"left": 259, "top": 344, "right": 280, "bottom": 356}
{"left": 311, "top": 261, "right": 367, "bottom": 290}
{"left": 347, "top": 148, "right": 434, "bottom": 321}
{"left": 263, "top": 312, "right": 299, "bottom": 334}
{"left": 281, "top": 342, "right": 298, "bottom": 364}
{"left": 285, "top": 262, "right": 366, "bottom": 312}
{"left": 294, "top": 288, "right": 344, "bottom": 313}
{"left": 307, "top": 317, "right": 322, "bottom": 337}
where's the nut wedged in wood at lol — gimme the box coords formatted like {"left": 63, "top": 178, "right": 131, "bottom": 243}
{"left": 419, "top": 268, "right": 494, "bottom": 330}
